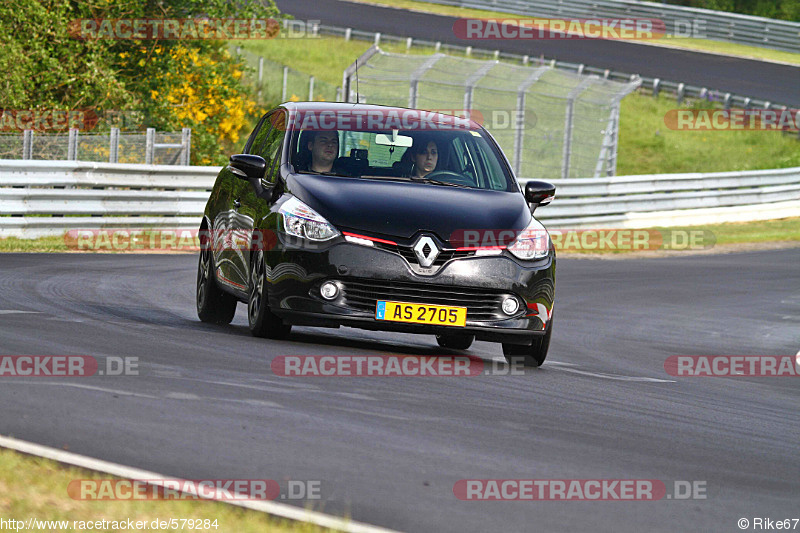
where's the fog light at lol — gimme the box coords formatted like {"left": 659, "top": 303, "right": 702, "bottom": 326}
{"left": 501, "top": 297, "right": 519, "bottom": 316}
{"left": 320, "top": 281, "right": 339, "bottom": 300}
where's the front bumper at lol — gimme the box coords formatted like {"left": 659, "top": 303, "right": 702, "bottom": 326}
{"left": 264, "top": 240, "right": 555, "bottom": 344}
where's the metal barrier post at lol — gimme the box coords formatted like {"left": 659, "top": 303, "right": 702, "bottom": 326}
{"left": 463, "top": 62, "right": 496, "bottom": 119}
{"left": 309, "top": 76, "right": 315, "bottom": 101}
{"left": 408, "top": 54, "right": 443, "bottom": 109}
{"left": 513, "top": 67, "right": 548, "bottom": 175}
{"left": 109, "top": 128, "right": 120, "bottom": 163}
{"left": 67, "top": 128, "right": 79, "bottom": 161}
{"left": 22, "top": 130, "right": 33, "bottom": 160}
{"left": 562, "top": 78, "right": 593, "bottom": 180}
{"left": 282, "top": 66, "right": 288, "bottom": 101}
{"left": 145, "top": 128, "right": 155, "bottom": 165}
{"left": 181, "top": 128, "right": 191, "bottom": 166}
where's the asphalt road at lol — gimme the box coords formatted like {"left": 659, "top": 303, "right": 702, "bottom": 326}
{"left": 275, "top": 0, "right": 800, "bottom": 107}
{"left": 0, "top": 251, "right": 798, "bottom": 532}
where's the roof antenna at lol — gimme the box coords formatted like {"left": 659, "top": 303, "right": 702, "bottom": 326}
{"left": 354, "top": 57, "right": 360, "bottom": 104}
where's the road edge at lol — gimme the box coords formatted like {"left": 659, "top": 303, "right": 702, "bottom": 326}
{"left": 0, "top": 434, "right": 400, "bottom": 533}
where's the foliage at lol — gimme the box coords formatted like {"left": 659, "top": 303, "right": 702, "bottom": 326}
{"left": 0, "top": 0, "right": 281, "bottom": 164}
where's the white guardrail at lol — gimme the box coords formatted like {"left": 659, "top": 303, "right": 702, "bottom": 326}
{"left": 418, "top": 0, "right": 800, "bottom": 53}
{"left": 0, "top": 160, "right": 799, "bottom": 237}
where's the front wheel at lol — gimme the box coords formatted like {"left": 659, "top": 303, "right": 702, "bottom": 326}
{"left": 248, "top": 250, "right": 292, "bottom": 339}
{"left": 196, "top": 247, "right": 237, "bottom": 325}
{"left": 502, "top": 315, "right": 553, "bottom": 367}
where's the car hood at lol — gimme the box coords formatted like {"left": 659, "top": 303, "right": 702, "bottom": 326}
{"left": 287, "top": 173, "right": 531, "bottom": 243}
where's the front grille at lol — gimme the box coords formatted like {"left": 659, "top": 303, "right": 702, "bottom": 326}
{"left": 341, "top": 279, "right": 507, "bottom": 321}
{"left": 396, "top": 246, "right": 474, "bottom": 266}
{"left": 373, "top": 242, "right": 475, "bottom": 268}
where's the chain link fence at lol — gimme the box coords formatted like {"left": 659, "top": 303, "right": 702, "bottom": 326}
{"left": 343, "top": 47, "right": 640, "bottom": 180}
{"left": 234, "top": 47, "right": 341, "bottom": 104}
{"left": 0, "top": 128, "right": 191, "bottom": 165}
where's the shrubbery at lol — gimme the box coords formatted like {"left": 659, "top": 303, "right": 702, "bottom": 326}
{"left": 0, "top": 0, "right": 280, "bottom": 164}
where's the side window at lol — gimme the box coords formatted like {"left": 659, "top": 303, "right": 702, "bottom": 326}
{"left": 254, "top": 111, "right": 287, "bottom": 184}
{"left": 249, "top": 114, "right": 274, "bottom": 157}
{"left": 450, "top": 137, "right": 478, "bottom": 184}
{"left": 244, "top": 113, "right": 270, "bottom": 154}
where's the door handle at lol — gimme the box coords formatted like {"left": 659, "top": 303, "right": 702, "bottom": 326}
{"left": 233, "top": 198, "right": 241, "bottom": 209}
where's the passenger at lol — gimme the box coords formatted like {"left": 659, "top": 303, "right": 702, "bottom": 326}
{"left": 403, "top": 136, "right": 438, "bottom": 179}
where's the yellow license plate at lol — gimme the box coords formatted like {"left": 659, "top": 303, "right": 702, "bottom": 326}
{"left": 375, "top": 301, "right": 467, "bottom": 327}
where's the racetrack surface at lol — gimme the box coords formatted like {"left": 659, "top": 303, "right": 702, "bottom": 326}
{"left": 275, "top": 0, "right": 800, "bottom": 107}
{"left": 0, "top": 251, "right": 798, "bottom": 532}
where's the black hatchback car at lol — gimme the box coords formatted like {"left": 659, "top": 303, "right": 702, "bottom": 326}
{"left": 197, "top": 102, "right": 556, "bottom": 366}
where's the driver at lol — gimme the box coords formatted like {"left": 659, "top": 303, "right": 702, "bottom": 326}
{"left": 297, "top": 130, "right": 342, "bottom": 174}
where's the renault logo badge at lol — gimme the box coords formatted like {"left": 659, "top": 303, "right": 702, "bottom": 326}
{"left": 413, "top": 235, "right": 439, "bottom": 268}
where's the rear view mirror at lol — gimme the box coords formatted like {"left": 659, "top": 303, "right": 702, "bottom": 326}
{"left": 374, "top": 132, "right": 413, "bottom": 147}
{"left": 524, "top": 180, "right": 556, "bottom": 211}
{"left": 229, "top": 154, "right": 266, "bottom": 181}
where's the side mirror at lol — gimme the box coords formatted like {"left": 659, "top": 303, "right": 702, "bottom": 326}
{"left": 524, "top": 180, "right": 556, "bottom": 211}
{"left": 228, "top": 154, "right": 266, "bottom": 181}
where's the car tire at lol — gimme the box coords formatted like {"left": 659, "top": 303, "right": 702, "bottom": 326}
{"left": 436, "top": 333, "right": 475, "bottom": 350}
{"left": 248, "top": 250, "right": 292, "bottom": 339}
{"left": 502, "top": 314, "right": 553, "bottom": 367}
{"left": 196, "top": 246, "right": 237, "bottom": 325}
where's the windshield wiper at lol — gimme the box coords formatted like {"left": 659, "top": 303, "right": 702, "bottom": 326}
{"left": 360, "top": 175, "right": 412, "bottom": 181}
{"left": 416, "top": 177, "right": 470, "bottom": 188}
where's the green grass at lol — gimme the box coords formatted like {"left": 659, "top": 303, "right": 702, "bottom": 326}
{"left": 235, "top": 36, "right": 800, "bottom": 176}
{"left": 342, "top": 0, "right": 800, "bottom": 65}
{"left": 686, "top": 217, "right": 800, "bottom": 244}
{"left": 617, "top": 93, "right": 800, "bottom": 175}
{"left": 0, "top": 447, "right": 340, "bottom": 532}
{"left": 553, "top": 217, "right": 800, "bottom": 255}
{"left": 0, "top": 236, "right": 68, "bottom": 252}
{"left": 234, "top": 37, "right": 438, "bottom": 88}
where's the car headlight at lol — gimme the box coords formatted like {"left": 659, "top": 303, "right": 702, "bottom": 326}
{"left": 507, "top": 218, "right": 551, "bottom": 260}
{"left": 279, "top": 196, "right": 340, "bottom": 241}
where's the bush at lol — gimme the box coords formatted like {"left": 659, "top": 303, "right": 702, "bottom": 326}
{"left": 0, "top": 0, "right": 281, "bottom": 164}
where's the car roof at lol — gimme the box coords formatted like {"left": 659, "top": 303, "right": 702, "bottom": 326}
{"left": 279, "top": 101, "right": 484, "bottom": 131}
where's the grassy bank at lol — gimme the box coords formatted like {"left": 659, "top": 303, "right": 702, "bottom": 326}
{"left": 238, "top": 36, "right": 800, "bottom": 176}
{"left": 553, "top": 217, "right": 800, "bottom": 255}
{"left": 0, "top": 447, "right": 338, "bottom": 532}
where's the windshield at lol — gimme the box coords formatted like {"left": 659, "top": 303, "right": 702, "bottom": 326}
{"left": 290, "top": 126, "right": 516, "bottom": 192}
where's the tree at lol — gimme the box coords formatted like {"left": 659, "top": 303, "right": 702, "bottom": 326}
{"left": 0, "top": 0, "right": 282, "bottom": 163}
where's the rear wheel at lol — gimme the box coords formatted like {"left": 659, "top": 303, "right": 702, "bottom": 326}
{"left": 436, "top": 333, "right": 475, "bottom": 350}
{"left": 196, "top": 246, "right": 237, "bottom": 325}
{"left": 502, "top": 315, "right": 553, "bottom": 367}
{"left": 248, "top": 250, "right": 291, "bottom": 339}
